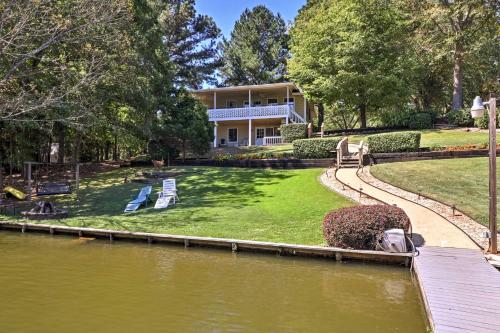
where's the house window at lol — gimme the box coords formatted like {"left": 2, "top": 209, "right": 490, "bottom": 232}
{"left": 256, "top": 128, "right": 265, "bottom": 139}
{"left": 267, "top": 98, "right": 278, "bottom": 105}
{"left": 228, "top": 128, "right": 238, "bottom": 143}
{"left": 265, "top": 127, "right": 280, "bottom": 137}
{"left": 244, "top": 100, "right": 261, "bottom": 107}
{"left": 284, "top": 97, "right": 295, "bottom": 105}
{"left": 226, "top": 100, "right": 236, "bottom": 108}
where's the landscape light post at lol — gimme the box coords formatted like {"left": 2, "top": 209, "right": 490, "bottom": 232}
{"left": 470, "top": 96, "right": 497, "bottom": 254}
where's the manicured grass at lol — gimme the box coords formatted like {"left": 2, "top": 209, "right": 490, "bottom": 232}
{"left": 371, "top": 158, "right": 499, "bottom": 231}
{"left": 349, "top": 129, "right": 494, "bottom": 148}
{"left": 1, "top": 167, "right": 354, "bottom": 245}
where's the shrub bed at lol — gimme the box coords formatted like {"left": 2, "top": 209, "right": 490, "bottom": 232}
{"left": 367, "top": 131, "right": 421, "bottom": 153}
{"left": 446, "top": 109, "right": 474, "bottom": 127}
{"left": 408, "top": 113, "right": 433, "bottom": 129}
{"left": 213, "top": 151, "right": 294, "bottom": 161}
{"left": 323, "top": 205, "right": 410, "bottom": 250}
{"left": 280, "top": 123, "right": 307, "bottom": 143}
{"left": 292, "top": 137, "right": 342, "bottom": 159}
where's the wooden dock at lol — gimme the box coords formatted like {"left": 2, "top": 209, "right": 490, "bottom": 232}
{"left": 0, "top": 221, "right": 411, "bottom": 265}
{"left": 414, "top": 246, "right": 500, "bottom": 333}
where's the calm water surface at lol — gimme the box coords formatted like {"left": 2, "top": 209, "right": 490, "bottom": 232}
{"left": 0, "top": 232, "right": 427, "bottom": 332}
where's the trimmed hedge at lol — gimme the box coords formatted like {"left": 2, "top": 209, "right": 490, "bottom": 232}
{"left": 293, "top": 137, "right": 342, "bottom": 159}
{"left": 323, "top": 205, "right": 410, "bottom": 250}
{"left": 408, "top": 113, "right": 433, "bottom": 129}
{"left": 367, "top": 131, "right": 421, "bottom": 153}
{"left": 280, "top": 123, "right": 307, "bottom": 143}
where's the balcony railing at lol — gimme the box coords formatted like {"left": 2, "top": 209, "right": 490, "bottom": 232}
{"left": 208, "top": 104, "right": 304, "bottom": 122}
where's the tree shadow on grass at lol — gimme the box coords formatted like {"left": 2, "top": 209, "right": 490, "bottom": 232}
{"left": 48, "top": 166, "right": 296, "bottom": 232}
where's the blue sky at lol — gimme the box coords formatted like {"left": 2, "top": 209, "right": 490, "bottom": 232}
{"left": 195, "top": 0, "right": 306, "bottom": 38}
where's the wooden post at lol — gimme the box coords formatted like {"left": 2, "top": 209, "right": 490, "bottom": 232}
{"left": 75, "top": 163, "right": 80, "bottom": 202}
{"left": 26, "top": 162, "right": 32, "bottom": 201}
{"left": 307, "top": 123, "right": 313, "bottom": 138}
{"left": 488, "top": 97, "right": 497, "bottom": 254}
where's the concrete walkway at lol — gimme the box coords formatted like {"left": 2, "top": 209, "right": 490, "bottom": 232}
{"left": 335, "top": 168, "right": 477, "bottom": 249}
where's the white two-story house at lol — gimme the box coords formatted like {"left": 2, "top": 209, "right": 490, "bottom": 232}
{"left": 192, "top": 82, "right": 314, "bottom": 147}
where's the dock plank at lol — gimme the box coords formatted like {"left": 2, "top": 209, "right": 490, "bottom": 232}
{"left": 414, "top": 246, "right": 500, "bottom": 333}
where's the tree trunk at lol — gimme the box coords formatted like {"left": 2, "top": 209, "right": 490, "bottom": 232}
{"left": 72, "top": 132, "right": 81, "bottom": 163}
{"left": 317, "top": 104, "right": 324, "bottom": 129}
{"left": 452, "top": 44, "right": 464, "bottom": 111}
{"left": 182, "top": 140, "right": 186, "bottom": 162}
{"left": 104, "top": 142, "right": 110, "bottom": 160}
{"left": 113, "top": 135, "right": 118, "bottom": 161}
{"left": 56, "top": 122, "right": 65, "bottom": 164}
{"left": 359, "top": 103, "right": 367, "bottom": 128}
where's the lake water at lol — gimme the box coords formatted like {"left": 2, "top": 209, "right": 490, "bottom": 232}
{"left": 0, "top": 232, "right": 427, "bottom": 332}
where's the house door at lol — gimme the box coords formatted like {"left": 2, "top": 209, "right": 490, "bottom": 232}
{"left": 255, "top": 127, "right": 265, "bottom": 146}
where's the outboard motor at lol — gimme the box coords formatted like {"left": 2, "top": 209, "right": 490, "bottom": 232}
{"left": 379, "top": 228, "right": 407, "bottom": 253}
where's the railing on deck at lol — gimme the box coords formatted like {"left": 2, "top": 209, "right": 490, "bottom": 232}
{"left": 208, "top": 104, "right": 305, "bottom": 123}
{"left": 336, "top": 137, "right": 349, "bottom": 167}
{"left": 263, "top": 136, "right": 283, "bottom": 146}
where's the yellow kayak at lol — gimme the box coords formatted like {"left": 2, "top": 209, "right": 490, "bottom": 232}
{"left": 4, "top": 186, "right": 27, "bottom": 200}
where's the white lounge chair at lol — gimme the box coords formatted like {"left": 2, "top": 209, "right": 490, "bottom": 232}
{"left": 154, "top": 179, "right": 179, "bottom": 209}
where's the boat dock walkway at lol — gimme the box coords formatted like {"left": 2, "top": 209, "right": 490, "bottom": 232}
{"left": 414, "top": 246, "right": 500, "bottom": 333}
{"left": 334, "top": 168, "right": 500, "bottom": 333}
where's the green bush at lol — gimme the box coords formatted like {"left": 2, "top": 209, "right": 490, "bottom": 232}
{"left": 280, "top": 123, "right": 307, "bottom": 143}
{"left": 378, "top": 107, "right": 414, "bottom": 128}
{"left": 293, "top": 137, "right": 342, "bottom": 159}
{"left": 446, "top": 109, "right": 474, "bottom": 127}
{"left": 367, "top": 131, "right": 421, "bottom": 153}
{"left": 323, "top": 205, "right": 410, "bottom": 250}
{"left": 474, "top": 113, "right": 489, "bottom": 129}
{"left": 408, "top": 113, "right": 433, "bottom": 129}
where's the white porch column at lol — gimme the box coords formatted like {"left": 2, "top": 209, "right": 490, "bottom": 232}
{"left": 286, "top": 86, "right": 290, "bottom": 105}
{"left": 213, "top": 91, "right": 217, "bottom": 109}
{"left": 248, "top": 119, "right": 252, "bottom": 146}
{"left": 213, "top": 121, "right": 218, "bottom": 148}
{"left": 248, "top": 89, "right": 252, "bottom": 107}
{"left": 286, "top": 116, "right": 289, "bottom": 124}
{"left": 303, "top": 96, "right": 307, "bottom": 122}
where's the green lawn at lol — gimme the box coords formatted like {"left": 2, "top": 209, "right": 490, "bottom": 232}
{"left": 349, "top": 129, "right": 493, "bottom": 148}
{"left": 1, "top": 166, "right": 354, "bottom": 245}
{"left": 371, "top": 157, "right": 498, "bottom": 231}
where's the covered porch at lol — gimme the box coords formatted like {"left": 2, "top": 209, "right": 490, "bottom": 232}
{"left": 213, "top": 119, "right": 284, "bottom": 147}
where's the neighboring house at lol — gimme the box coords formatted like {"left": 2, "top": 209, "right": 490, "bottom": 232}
{"left": 192, "top": 82, "right": 313, "bottom": 147}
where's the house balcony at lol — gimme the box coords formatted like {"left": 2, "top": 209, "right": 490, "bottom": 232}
{"left": 208, "top": 104, "right": 305, "bottom": 123}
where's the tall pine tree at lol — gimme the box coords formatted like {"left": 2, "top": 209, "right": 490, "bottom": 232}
{"left": 220, "top": 5, "right": 289, "bottom": 86}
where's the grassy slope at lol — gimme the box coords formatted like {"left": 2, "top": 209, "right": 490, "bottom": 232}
{"left": 1, "top": 167, "right": 354, "bottom": 245}
{"left": 371, "top": 157, "right": 498, "bottom": 231}
{"left": 350, "top": 129, "right": 493, "bottom": 147}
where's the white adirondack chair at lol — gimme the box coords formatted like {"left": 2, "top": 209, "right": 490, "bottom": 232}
{"left": 154, "top": 179, "right": 179, "bottom": 209}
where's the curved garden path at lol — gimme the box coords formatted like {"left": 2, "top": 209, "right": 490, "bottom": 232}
{"left": 334, "top": 167, "right": 478, "bottom": 249}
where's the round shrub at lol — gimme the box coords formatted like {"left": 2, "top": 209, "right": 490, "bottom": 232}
{"left": 280, "top": 123, "right": 307, "bottom": 143}
{"left": 408, "top": 113, "right": 433, "bottom": 129}
{"left": 323, "top": 205, "right": 410, "bottom": 250}
{"left": 446, "top": 109, "right": 474, "bottom": 127}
